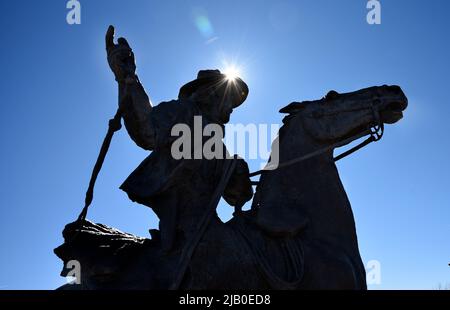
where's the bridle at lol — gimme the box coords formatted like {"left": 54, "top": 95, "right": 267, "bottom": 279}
{"left": 249, "top": 102, "right": 384, "bottom": 180}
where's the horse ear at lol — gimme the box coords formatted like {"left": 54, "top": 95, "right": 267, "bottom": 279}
{"left": 279, "top": 102, "right": 305, "bottom": 114}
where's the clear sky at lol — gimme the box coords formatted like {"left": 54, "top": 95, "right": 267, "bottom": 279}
{"left": 0, "top": 1, "right": 449, "bottom": 290}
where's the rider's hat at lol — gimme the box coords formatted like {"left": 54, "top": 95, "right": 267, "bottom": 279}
{"left": 178, "top": 69, "right": 249, "bottom": 108}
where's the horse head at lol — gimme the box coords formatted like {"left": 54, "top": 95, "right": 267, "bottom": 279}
{"left": 279, "top": 85, "right": 408, "bottom": 145}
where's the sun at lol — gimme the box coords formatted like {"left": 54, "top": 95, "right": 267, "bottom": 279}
{"left": 223, "top": 65, "right": 241, "bottom": 81}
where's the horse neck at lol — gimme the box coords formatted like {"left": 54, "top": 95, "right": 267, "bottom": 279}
{"left": 254, "top": 125, "right": 361, "bottom": 250}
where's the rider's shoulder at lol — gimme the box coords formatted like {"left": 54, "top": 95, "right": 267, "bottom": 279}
{"left": 154, "top": 99, "right": 181, "bottom": 110}
{"left": 153, "top": 99, "right": 193, "bottom": 113}
{"left": 150, "top": 99, "right": 195, "bottom": 128}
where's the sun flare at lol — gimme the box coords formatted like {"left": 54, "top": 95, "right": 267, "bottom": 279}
{"left": 224, "top": 65, "right": 241, "bottom": 81}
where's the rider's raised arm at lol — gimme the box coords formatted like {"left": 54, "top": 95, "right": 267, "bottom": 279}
{"left": 106, "top": 25, "right": 155, "bottom": 150}
{"left": 119, "top": 78, "right": 155, "bottom": 150}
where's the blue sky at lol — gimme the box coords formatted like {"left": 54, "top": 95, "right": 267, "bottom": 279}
{"left": 0, "top": 1, "right": 449, "bottom": 289}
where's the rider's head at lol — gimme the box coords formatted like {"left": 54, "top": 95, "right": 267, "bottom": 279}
{"left": 178, "top": 69, "right": 249, "bottom": 124}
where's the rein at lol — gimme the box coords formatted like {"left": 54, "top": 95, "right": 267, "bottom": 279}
{"left": 249, "top": 105, "right": 384, "bottom": 180}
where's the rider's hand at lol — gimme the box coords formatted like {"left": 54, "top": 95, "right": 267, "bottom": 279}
{"left": 223, "top": 157, "right": 254, "bottom": 208}
{"left": 105, "top": 25, "right": 136, "bottom": 83}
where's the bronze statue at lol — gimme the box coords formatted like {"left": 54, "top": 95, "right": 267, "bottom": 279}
{"left": 54, "top": 26, "right": 408, "bottom": 289}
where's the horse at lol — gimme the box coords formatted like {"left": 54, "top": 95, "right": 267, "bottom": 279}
{"left": 54, "top": 85, "right": 408, "bottom": 290}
